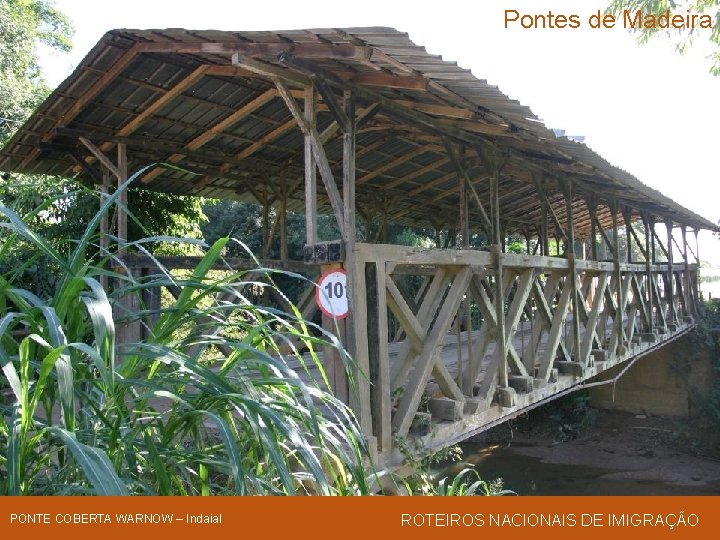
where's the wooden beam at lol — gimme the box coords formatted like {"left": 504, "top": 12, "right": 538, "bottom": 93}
{"left": 408, "top": 171, "right": 456, "bottom": 196}
{"left": 78, "top": 137, "right": 122, "bottom": 179}
{"left": 564, "top": 180, "right": 581, "bottom": 363}
{"left": 348, "top": 72, "right": 427, "bottom": 90}
{"left": 611, "top": 201, "right": 625, "bottom": 354}
{"left": 118, "top": 65, "right": 211, "bottom": 137}
{"left": 236, "top": 118, "right": 297, "bottom": 160}
{"left": 393, "top": 267, "right": 471, "bottom": 437}
{"left": 276, "top": 80, "right": 345, "bottom": 240}
{"left": 393, "top": 100, "right": 474, "bottom": 119}
{"left": 233, "top": 53, "right": 310, "bottom": 86}
{"left": 314, "top": 78, "right": 350, "bottom": 133}
{"left": 446, "top": 140, "right": 492, "bottom": 234}
{"left": 116, "top": 143, "right": 128, "bottom": 254}
{"left": 186, "top": 88, "right": 277, "bottom": 150}
{"left": 357, "top": 146, "right": 429, "bottom": 185}
{"left": 139, "top": 41, "right": 371, "bottom": 59}
{"left": 139, "top": 88, "right": 281, "bottom": 183}
{"left": 666, "top": 220, "right": 677, "bottom": 324}
{"left": 304, "top": 85, "right": 318, "bottom": 244}
{"left": 382, "top": 157, "right": 449, "bottom": 190}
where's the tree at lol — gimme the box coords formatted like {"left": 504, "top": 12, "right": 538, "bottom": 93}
{"left": 0, "top": 0, "right": 207, "bottom": 297}
{"left": 607, "top": 0, "right": 720, "bottom": 75}
{"left": 0, "top": 0, "right": 72, "bottom": 143}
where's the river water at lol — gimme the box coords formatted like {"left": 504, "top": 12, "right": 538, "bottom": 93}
{"left": 444, "top": 442, "right": 720, "bottom": 496}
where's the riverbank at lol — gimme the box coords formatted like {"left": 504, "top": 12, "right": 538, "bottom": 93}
{"left": 450, "top": 410, "right": 720, "bottom": 495}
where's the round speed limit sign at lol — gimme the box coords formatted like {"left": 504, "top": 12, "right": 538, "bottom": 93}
{"left": 316, "top": 269, "right": 349, "bottom": 319}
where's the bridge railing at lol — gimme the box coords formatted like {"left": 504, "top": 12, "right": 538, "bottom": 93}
{"left": 348, "top": 242, "right": 697, "bottom": 460}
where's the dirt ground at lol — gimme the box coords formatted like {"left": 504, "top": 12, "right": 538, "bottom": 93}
{"left": 472, "top": 409, "right": 720, "bottom": 492}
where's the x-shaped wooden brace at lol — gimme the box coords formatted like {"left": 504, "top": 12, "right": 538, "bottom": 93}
{"left": 466, "top": 269, "right": 532, "bottom": 404}
{"left": 390, "top": 266, "right": 472, "bottom": 437}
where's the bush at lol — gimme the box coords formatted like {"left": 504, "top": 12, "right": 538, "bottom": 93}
{"left": 0, "top": 171, "right": 371, "bottom": 495}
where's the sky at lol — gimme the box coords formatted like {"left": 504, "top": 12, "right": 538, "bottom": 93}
{"left": 39, "top": 0, "right": 720, "bottom": 263}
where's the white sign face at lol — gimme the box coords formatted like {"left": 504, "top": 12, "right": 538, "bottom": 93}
{"left": 316, "top": 269, "right": 349, "bottom": 319}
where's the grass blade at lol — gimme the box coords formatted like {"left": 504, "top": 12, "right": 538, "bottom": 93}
{"left": 48, "top": 427, "right": 129, "bottom": 495}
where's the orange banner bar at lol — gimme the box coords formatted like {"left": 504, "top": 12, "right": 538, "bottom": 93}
{"left": 2, "top": 496, "right": 718, "bottom": 540}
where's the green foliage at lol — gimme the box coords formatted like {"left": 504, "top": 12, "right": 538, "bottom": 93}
{"left": 517, "top": 391, "right": 598, "bottom": 441}
{"left": 686, "top": 300, "right": 720, "bottom": 435}
{"left": 0, "top": 176, "right": 207, "bottom": 297}
{"left": 607, "top": 0, "right": 720, "bottom": 75}
{"left": 0, "top": 169, "right": 371, "bottom": 495}
{"left": 506, "top": 237, "right": 525, "bottom": 254}
{"left": 0, "top": 0, "right": 73, "bottom": 143}
{"left": 436, "top": 468, "right": 515, "bottom": 496}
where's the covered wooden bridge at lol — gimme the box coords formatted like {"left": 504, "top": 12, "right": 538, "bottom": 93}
{"left": 1, "top": 27, "right": 716, "bottom": 470}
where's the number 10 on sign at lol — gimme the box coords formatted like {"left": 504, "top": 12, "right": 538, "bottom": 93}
{"left": 315, "top": 269, "right": 349, "bottom": 319}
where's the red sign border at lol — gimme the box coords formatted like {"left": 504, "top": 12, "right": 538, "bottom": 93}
{"left": 315, "top": 268, "right": 349, "bottom": 320}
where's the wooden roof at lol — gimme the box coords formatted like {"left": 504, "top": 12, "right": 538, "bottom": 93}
{"left": 0, "top": 27, "right": 715, "bottom": 235}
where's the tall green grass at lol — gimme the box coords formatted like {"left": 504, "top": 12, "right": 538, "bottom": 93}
{"left": 0, "top": 169, "right": 370, "bottom": 495}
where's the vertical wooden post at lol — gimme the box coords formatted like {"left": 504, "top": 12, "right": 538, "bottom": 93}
{"left": 343, "top": 89, "right": 356, "bottom": 250}
{"left": 693, "top": 228, "right": 700, "bottom": 309}
{"left": 279, "top": 180, "right": 288, "bottom": 261}
{"left": 524, "top": 229, "right": 531, "bottom": 255}
{"left": 565, "top": 181, "right": 581, "bottom": 364}
{"left": 666, "top": 220, "right": 676, "bottom": 325}
{"left": 458, "top": 147, "right": 469, "bottom": 249}
{"left": 261, "top": 195, "right": 271, "bottom": 259}
{"left": 681, "top": 225, "right": 690, "bottom": 318}
{"left": 365, "top": 262, "right": 390, "bottom": 452}
{"left": 336, "top": 88, "right": 356, "bottom": 406}
{"left": 117, "top": 143, "right": 128, "bottom": 254}
{"left": 540, "top": 195, "right": 549, "bottom": 256}
{"left": 590, "top": 199, "right": 598, "bottom": 261}
{"left": 623, "top": 207, "right": 633, "bottom": 264}
{"left": 304, "top": 85, "right": 317, "bottom": 245}
{"left": 643, "top": 213, "right": 653, "bottom": 331}
{"left": 491, "top": 156, "right": 507, "bottom": 389}
{"left": 650, "top": 215, "right": 656, "bottom": 263}
{"left": 611, "top": 200, "right": 625, "bottom": 355}
{"left": 100, "top": 166, "right": 111, "bottom": 290}
{"left": 114, "top": 143, "right": 142, "bottom": 351}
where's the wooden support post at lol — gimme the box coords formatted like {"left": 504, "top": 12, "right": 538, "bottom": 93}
{"left": 100, "top": 166, "right": 110, "bottom": 290}
{"left": 666, "top": 220, "right": 677, "bottom": 325}
{"left": 623, "top": 207, "right": 633, "bottom": 264}
{"left": 693, "top": 228, "right": 700, "bottom": 309}
{"left": 114, "top": 143, "right": 142, "bottom": 351}
{"left": 681, "top": 225, "right": 691, "bottom": 318}
{"left": 650, "top": 215, "right": 657, "bottom": 263}
{"left": 343, "top": 89, "right": 356, "bottom": 250}
{"left": 491, "top": 158, "right": 508, "bottom": 388}
{"left": 589, "top": 199, "right": 598, "bottom": 261}
{"left": 643, "top": 213, "right": 653, "bottom": 331}
{"left": 541, "top": 206, "right": 549, "bottom": 257}
{"left": 279, "top": 181, "right": 288, "bottom": 261}
{"left": 277, "top": 81, "right": 345, "bottom": 240}
{"left": 611, "top": 201, "right": 625, "bottom": 355}
{"left": 304, "top": 85, "right": 317, "bottom": 245}
{"left": 365, "top": 262, "right": 391, "bottom": 452}
{"left": 458, "top": 152, "right": 469, "bottom": 249}
{"left": 564, "top": 181, "right": 581, "bottom": 364}
{"left": 349, "top": 257, "right": 372, "bottom": 440}
{"left": 320, "top": 264, "right": 348, "bottom": 404}
{"left": 339, "top": 88, "right": 356, "bottom": 405}
{"left": 117, "top": 143, "right": 128, "bottom": 255}
{"left": 261, "top": 196, "right": 271, "bottom": 259}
